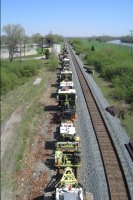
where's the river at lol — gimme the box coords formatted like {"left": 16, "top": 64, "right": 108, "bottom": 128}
{"left": 107, "top": 40, "right": 131, "bottom": 47}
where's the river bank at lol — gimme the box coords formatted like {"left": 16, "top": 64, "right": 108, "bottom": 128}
{"left": 107, "top": 39, "right": 131, "bottom": 46}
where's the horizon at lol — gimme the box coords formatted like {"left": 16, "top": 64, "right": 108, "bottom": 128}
{"left": 1, "top": 0, "right": 133, "bottom": 37}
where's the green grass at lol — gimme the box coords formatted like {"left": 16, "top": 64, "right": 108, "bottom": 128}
{"left": 70, "top": 38, "right": 131, "bottom": 55}
{"left": 1, "top": 59, "right": 42, "bottom": 95}
{"left": 1, "top": 55, "right": 58, "bottom": 96}
{"left": 15, "top": 101, "right": 44, "bottom": 172}
{"left": 93, "top": 73, "right": 133, "bottom": 138}
{"left": 18, "top": 53, "right": 40, "bottom": 58}
{"left": 70, "top": 38, "right": 133, "bottom": 138}
{"left": 82, "top": 39, "right": 108, "bottom": 50}
{"left": 0, "top": 58, "right": 57, "bottom": 125}
{"left": 1, "top": 62, "right": 57, "bottom": 193}
{"left": 121, "top": 114, "right": 133, "bottom": 138}
{"left": 92, "top": 73, "right": 115, "bottom": 104}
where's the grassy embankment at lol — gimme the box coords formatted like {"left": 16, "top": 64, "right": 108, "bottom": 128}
{"left": 1, "top": 54, "right": 58, "bottom": 95}
{"left": 1, "top": 56, "right": 59, "bottom": 198}
{"left": 69, "top": 39, "right": 133, "bottom": 138}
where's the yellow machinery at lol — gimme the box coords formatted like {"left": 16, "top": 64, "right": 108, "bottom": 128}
{"left": 55, "top": 167, "right": 93, "bottom": 200}
{"left": 57, "top": 92, "right": 76, "bottom": 113}
{"left": 55, "top": 150, "right": 81, "bottom": 168}
{"left": 60, "top": 69, "right": 73, "bottom": 82}
{"left": 56, "top": 141, "right": 80, "bottom": 152}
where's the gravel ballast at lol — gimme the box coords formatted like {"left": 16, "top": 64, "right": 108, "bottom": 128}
{"left": 68, "top": 47, "right": 133, "bottom": 200}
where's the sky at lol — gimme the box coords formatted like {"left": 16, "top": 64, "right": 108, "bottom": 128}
{"left": 1, "top": 0, "right": 133, "bottom": 37}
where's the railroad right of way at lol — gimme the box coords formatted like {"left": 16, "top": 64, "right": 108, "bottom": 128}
{"left": 67, "top": 41, "right": 133, "bottom": 200}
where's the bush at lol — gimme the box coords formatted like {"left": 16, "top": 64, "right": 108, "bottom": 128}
{"left": 1, "top": 60, "right": 41, "bottom": 95}
{"left": 112, "top": 73, "right": 133, "bottom": 103}
{"left": 45, "top": 49, "right": 50, "bottom": 59}
{"left": 36, "top": 48, "right": 43, "bottom": 54}
{"left": 1, "top": 68, "right": 19, "bottom": 94}
{"left": 48, "top": 56, "right": 58, "bottom": 71}
{"left": 71, "top": 38, "right": 133, "bottom": 106}
{"left": 19, "top": 65, "right": 37, "bottom": 77}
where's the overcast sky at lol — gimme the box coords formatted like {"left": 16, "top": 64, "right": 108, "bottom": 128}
{"left": 1, "top": 0, "right": 133, "bottom": 37}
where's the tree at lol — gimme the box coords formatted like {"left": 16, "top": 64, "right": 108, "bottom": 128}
{"left": 31, "top": 33, "right": 42, "bottom": 46}
{"left": 0, "top": 35, "right": 8, "bottom": 46}
{"left": 45, "top": 32, "right": 63, "bottom": 46}
{"left": 45, "top": 33, "right": 53, "bottom": 47}
{"left": 2, "top": 24, "right": 25, "bottom": 61}
{"left": 23, "top": 35, "right": 29, "bottom": 57}
{"left": 91, "top": 45, "right": 95, "bottom": 51}
{"left": 45, "top": 49, "right": 50, "bottom": 59}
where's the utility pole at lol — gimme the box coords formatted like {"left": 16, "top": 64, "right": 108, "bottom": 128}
{"left": 41, "top": 37, "right": 44, "bottom": 56}
{"left": 130, "top": 30, "right": 133, "bottom": 56}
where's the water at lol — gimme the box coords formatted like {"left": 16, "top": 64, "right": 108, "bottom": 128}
{"left": 107, "top": 40, "right": 131, "bottom": 47}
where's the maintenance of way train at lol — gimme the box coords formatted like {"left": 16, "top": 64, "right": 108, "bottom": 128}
{"left": 43, "top": 44, "right": 94, "bottom": 200}
{"left": 43, "top": 41, "right": 133, "bottom": 200}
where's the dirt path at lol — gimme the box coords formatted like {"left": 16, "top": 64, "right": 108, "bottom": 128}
{"left": 1, "top": 76, "right": 43, "bottom": 159}
{"left": 14, "top": 73, "right": 57, "bottom": 200}
{"left": 1, "top": 67, "right": 58, "bottom": 200}
{"left": 1, "top": 104, "right": 30, "bottom": 159}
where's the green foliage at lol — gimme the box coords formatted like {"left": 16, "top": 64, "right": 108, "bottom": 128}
{"left": 1, "top": 68, "right": 19, "bottom": 93}
{"left": 2, "top": 24, "right": 25, "bottom": 62}
{"left": 48, "top": 56, "right": 59, "bottom": 71}
{"left": 45, "top": 33, "right": 63, "bottom": 44}
{"left": 71, "top": 38, "right": 133, "bottom": 105}
{"left": 1, "top": 60, "right": 41, "bottom": 95}
{"left": 36, "top": 47, "right": 43, "bottom": 54}
{"left": 45, "top": 49, "right": 50, "bottom": 59}
{"left": 112, "top": 73, "right": 133, "bottom": 102}
{"left": 91, "top": 45, "right": 95, "bottom": 51}
{"left": 36, "top": 48, "right": 50, "bottom": 59}
{"left": 121, "top": 35, "right": 132, "bottom": 43}
{"left": 69, "top": 38, "right": 90, "bottom": 55}
{"left": 101, "top": 61, "right": 133, "bottom": 81}
{"left": 31, "top": 33, "right": 42, "bottom": 45}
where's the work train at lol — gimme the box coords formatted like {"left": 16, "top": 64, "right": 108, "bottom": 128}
{"left": 44, "top": 44, "right": 93, "bottom": 200}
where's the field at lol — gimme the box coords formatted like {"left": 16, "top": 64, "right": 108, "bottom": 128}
{"left": 69, "top": 38, "right": 133, "bottom": 138}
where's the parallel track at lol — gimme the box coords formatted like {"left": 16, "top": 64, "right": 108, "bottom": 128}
{"left": 67, "top": 43, "right": 131, "bottom": 200}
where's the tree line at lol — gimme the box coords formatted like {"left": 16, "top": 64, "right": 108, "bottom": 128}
{"left": 120, "top": 36, "right": 133, "bottom": 43}
{"left": 1, "top": 24, "right": 64, "bottom": 61}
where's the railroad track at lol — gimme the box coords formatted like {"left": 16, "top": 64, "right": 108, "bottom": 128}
{"left": 67, "top": 42, "right": 131, "bottom": 200}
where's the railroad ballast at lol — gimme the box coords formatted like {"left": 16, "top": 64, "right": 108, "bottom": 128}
{"left": 44, "top": 43, "right": 94, "bottom": 200}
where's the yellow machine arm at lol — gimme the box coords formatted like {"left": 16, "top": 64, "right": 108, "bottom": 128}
{"left": 58, "top": 167, "right": 78, "bottom": 187}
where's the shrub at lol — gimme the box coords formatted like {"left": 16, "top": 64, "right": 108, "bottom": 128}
{"left": 71, "top": 38, "right": 133, "bottom": 107}
{"left": 36, "top": 48, "right": 43, "bottom": 54}
{"left": 1, "top": 60, "right": 40, "bottom": 95}
{"left": 1, "top": 68, "right": 19, "bottom": 94}
{"left": 112, "top": 73, "right": 133, "bottom": 103}
{"left": 45, "top": 49, "right": 50, "bottom": 59}
{"left": 48, "top": 56, "right": 58, "bottom": 71}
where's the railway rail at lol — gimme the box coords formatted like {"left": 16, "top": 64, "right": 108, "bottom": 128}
{"left": 125, "top": 140, "right": 133, "bottom": 161}
{"left": 67, "top": 42, "right": 131, "bottom": 200}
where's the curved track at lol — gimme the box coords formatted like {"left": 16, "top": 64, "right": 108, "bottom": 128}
{"left": 67, "top": 42, "right": 131, "bottom": 200}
